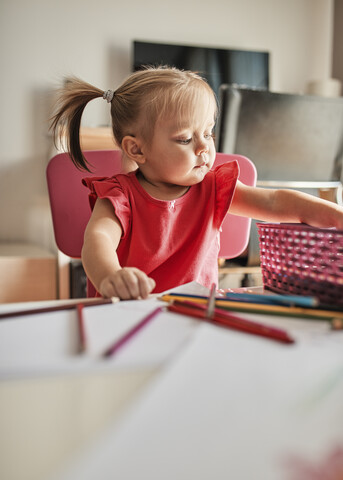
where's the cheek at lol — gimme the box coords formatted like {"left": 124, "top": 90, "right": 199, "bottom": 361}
{"left": 167, "top": 159, "right": 188, "bottom": 175}
{"left": 166, "top": 151, "right": 190, "bottom": 168}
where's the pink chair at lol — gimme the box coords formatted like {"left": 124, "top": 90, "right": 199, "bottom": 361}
{"left": 46, "top": 150, "right": 256, "bottom": 296}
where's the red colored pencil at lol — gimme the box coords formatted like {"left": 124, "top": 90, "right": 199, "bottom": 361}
{"left": 168, "top": 300, "right": 294, "bottom": 344}
{"left": 103, "top": 306, "right": 164, "bottom": 358}
{"left": 0, "top": 297, "right": 118, "bottom": 320}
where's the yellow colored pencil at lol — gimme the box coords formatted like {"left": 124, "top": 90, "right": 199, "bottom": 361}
{"left": 159, "top": 294, "right": 343, "bottom": 321}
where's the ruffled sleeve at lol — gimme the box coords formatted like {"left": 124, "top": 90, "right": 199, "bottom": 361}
{"left": 82, "top": 176, "right": 131, "bottom": 237}
{"left": 213, "top": 160, "right": 240, "bottom": 227}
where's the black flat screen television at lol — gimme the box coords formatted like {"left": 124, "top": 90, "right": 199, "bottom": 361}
{"left": 132, "top": 40, "right": 270, "bottom": 98}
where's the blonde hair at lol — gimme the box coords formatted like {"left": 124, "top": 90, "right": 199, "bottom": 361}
{"left": 51, "top": 66, "right": 217, "bottom": 171}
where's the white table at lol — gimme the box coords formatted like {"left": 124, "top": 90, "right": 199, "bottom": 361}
{"left": 1, "top": 290, "right": 343, "bottom": 480}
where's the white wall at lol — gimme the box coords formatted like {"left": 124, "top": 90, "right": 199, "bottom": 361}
{"left": 333, "top": 0, "right": 343, "bottom": 85}
{"left": 0, "top": 0, "right": 334, "bottom": 251}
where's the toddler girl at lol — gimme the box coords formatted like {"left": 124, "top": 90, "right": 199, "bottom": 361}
{"left": 51, "top": 67, "right": 343, "bottom": 300}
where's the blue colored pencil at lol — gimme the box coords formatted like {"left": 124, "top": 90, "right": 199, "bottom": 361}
{"left": 163, "top": 291, "right": 318, "bottom": 308}
{"left": 223, "top": 292, "right": 319, "bottom": 308}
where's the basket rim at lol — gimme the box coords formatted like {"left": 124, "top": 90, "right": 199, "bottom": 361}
{"left": 256, "top": 222, "right": 343, "bottom": 235}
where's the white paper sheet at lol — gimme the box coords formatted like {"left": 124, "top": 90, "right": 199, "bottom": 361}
{"left": 50, "top": 323, "right": 343, "bottom": 480}
{"left": 0, "top": 288, "right": 201, "bottom": 379}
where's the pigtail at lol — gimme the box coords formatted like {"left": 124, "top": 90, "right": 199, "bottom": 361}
{"left": 50, "top": 77, "right": 104, "bottom": 171}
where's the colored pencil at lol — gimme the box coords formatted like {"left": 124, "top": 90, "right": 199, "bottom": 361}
{"left": 76, "top": 303, "right": 87, "bottom": 353}
{"left": 168, "top": 300, "right": 294, "bottom": 344}
{"left": 160, "top": 294, "right": 343, "bottom": 321}
{"left": 208, "top": 300, "right": 343, "bottom": 321}
{"left": 103, "top": 306, "right": 164, "bottom": 358}
{"left": 223, "top": 292, "right": 319, "bottom": 308}
{"left": 0, "top": 297, "right": 119, "bottom": 320}
{"left": 206, "top": 283, "right": 216, "bottom": 319}
{"left": 163, "top": 292, "right": 319, "bottom": 308}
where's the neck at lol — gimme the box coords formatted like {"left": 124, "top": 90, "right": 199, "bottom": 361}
{"left": 136, "top": 170, "right": 189, "bottom": 200}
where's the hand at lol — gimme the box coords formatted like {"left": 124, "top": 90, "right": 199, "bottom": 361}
{"left": 98, "top": 267, "right": 156, "bottom": 300}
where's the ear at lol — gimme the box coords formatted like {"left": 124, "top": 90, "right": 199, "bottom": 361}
{"left": 121, "top": 136, "right": 146, "bottom": 165}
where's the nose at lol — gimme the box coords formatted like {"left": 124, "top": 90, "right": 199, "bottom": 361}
{"left": 195, "top": 140, "right": 209, "bottom": 156}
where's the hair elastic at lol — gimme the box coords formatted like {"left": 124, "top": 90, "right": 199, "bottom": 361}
{"left": 103, "top": 89, "right": 114, "bottom": 103}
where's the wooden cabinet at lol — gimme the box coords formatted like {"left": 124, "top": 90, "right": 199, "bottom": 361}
{"left": 0, "top": 243, "right": 57, "bottom": 303}
{"left": 79, "top": 127, "right": 118, "bottom": 150}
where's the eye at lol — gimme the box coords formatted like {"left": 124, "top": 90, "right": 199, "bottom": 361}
{"left": 204, "top": 132, "right": 215, "bottom": 140}
{"left": 177, "top": 138, "right": 192, "bottom": 145}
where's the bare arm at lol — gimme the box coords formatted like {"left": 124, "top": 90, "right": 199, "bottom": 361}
{"left": 229, "top": 181, "right": 343, "bottom": 229}
{"left": 81, "top": 198, "right": 155, "bottom": 299}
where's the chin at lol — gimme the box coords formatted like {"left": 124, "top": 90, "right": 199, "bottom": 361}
{"left": 189, "top": 173, "right": 207, "bottom": 185}
{"left": 195, "top": 166, "right": 209, "bottom": 176}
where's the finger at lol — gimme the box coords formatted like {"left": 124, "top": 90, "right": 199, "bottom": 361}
{"left": 121, "top": 268, "right": 143, "bottom": 298}
{"left": 149, "top": 277, "right": 156, "bottom": 291}
{"left": 98, "top": 278, "right": 119, "bottom": 299}
{"left": 100, "top": 276, "right": 130, "bottom": 300}
{"left": 134, "top": 271, "right": 156, "bottom": 299}
{"left": 113, "top": 272, "right": 137, "bottom": 300}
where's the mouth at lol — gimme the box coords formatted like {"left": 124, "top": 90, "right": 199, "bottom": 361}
{"left": 194, "top": 160, "right": 208, "bottom": 169}
{"left": 194, "top": 152, "right": 210, "bottom": 169}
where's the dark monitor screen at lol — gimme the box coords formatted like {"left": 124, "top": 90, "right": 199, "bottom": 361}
{"left": 133, "top": 40, "right": 269, "bottom": 98}
{"left": 217, "top": 85, "right": 343, "bottom": 182}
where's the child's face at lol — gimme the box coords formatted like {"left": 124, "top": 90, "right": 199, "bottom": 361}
{"left": 140, "top": 99, "right": 216, "bottom": 188}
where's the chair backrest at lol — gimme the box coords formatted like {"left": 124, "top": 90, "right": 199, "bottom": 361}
{"left": 46, "top": 150, "right": 256, "bottom": 261}
{"left": 46, "top": 150, "right": 123, "bottom": 258}
{"left": 214, "top": 152, "right": 256, "bottom": 258}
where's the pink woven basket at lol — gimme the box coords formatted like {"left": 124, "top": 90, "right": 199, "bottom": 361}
{"left": 257, "top": 223, "right": 343, "bottom": 306}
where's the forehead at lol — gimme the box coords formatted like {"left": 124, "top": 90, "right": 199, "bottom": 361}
{"left": 159, "top": 87, "right": 217, "bottom": 130}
